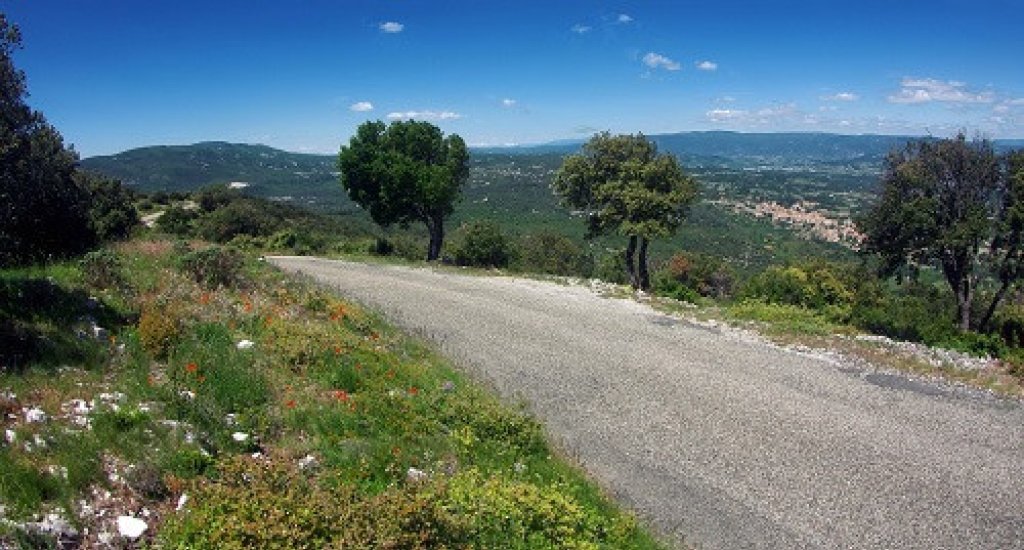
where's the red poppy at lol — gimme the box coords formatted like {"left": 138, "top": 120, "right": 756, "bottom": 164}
{"left": 333, "top": 390, "right": 349, "bottom": 402}
{"left": 185, "top": 362, "right": 198, "bottom": 373}
{"left": 285, "top": 399, "right": 296, "bottom": 409}
{"left": 408, "top": 387, "right": 419, "bottom": 396}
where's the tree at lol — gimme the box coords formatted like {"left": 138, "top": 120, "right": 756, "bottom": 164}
{"left": 856, "top": 134, "right": 1023, "bottom": 332}
{"left": 338, "top": 120, "right": 469, "bottom": 261}
{"left": 551, "top": 132, "right": 699, "bottom": 290}
{"left": 76, "top": 171, "right": 140, "bottom": 241}
{"left": 0, "top": 13, "right": 92, "bottom": 266}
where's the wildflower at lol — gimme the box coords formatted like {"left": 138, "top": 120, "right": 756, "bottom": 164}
{"left": 385, "top": 369, "right": 395, "bottom": 379}
{"left": 333, "top": 346, "right": 343, "bottom": 355}
{"left": 332, "top": 390, "right": 349, "bottom": 402}
{"left": 198, "top": 293, "right": 211, "bottom": 305}
{"left": 146, "top": 375, "right": 156, "bottom": 386}
{"left": 185, "top": 362, "right": 198, "bottom": 374}
{"left": 196, "top": 375, "right": 206, "bottom": 384}
{"left": 392, "top": 446, "right": 401, "bottom": 457}
{"left": 408, "top": 387, "right": 419, "bottom": 396}
{"left": 243, "top": 300, "right": 253, "bottom": 312}
{"left": 285, "top": 399, "right": 296, "bottom": 409}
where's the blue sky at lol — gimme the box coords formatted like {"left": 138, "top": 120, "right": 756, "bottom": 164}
{"left": 4, "top": 0, "right": 1023, "bottom": 157}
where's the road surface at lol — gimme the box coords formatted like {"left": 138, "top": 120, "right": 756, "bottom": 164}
{"left": 270, "top": 256, "right": 1024, "bottom": 550}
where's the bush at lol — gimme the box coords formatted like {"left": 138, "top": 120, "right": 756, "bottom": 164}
{"left": 179, "top": 246, "right": 244, "bottom": 289}
{"left": 452, "top": 220, "right": 510, "bottom": 268}
{"left": 653, "top": 252, "right": 735, "bottom": 302}
{"left": 195, "top": 200, "right": 282, "bottom": 242}
{"left": 742, "top": 262, "right": 852, "bottom": 314}
{"left": 138, "top": 305, "right": 182, "bottom": 358}
{"left": 80, "top": 249, "right": 125, "bottom": 290}
{"left": 514, "top": 232, "right": 593, "bottom": 277}
{"left": 156, "top": 206, "right": 198, "bottom": 236}
{"left": 77, "top": 171, "right": 139, "bottom": 241}
{"left": 593, "top": 248, "right": 628, "bottom": 284}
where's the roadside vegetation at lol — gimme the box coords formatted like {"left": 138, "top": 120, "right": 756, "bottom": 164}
{"left": 1, "top": 238, "right": 662, "bottom": 548}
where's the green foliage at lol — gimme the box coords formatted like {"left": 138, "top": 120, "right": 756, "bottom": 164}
{"left": 79, "top": 248, "right": 126, "bottom": 290}
{"left": 514, "top": 231, "right": 593, "bottom": 277}
{"left": 339, "top": 120, "right": 469, "bottom": 260}
{"left": 728, "top": 299, "right": 839, "bottom": 336}
{"left": 442, "top": 469, "right": 635, "bottom": 549}
{"left": 452, "top": 220, "right": 511, "bottom": 268}
{"left": 194, "top": 184, "right": 242, "bottom": 213}
{"left": 0, "top": 16, "right": 93, "bottom": 267}
{"left": 196, "top": 198, "right": 283, "bottom": 242}
{"left": 179, "top": 246, "right": 244, "bottom": 289}
{"left": 856, "top": 134, "right": 1013, "bottom": 330}
{"left": 552, "top": 132, "right": 700, "bottom": 289}
{"left": 593, "top": 248, "right": 628, "bottom": 284}
{"left": 156, "top": 205, "right": 198, "bottom": 236}
{"left": 741, "top": 262, "right": 853, "bottom": 315}
{"left": 158, "top": 456, "right": 467, "bottom": 549}
{"left": 77, "top": 170, "right": 139, "bottom": 241}
{"left": 138, "top": 304, "right": 183, "bottom": 359}
{"left": 653, "top": 252, "right": 735, "bottom": 302}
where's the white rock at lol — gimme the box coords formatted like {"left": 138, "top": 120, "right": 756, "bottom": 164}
{"left": 4, "top": 429, "right": 15, "bottom": 444}
{"left": 176, "top": 493, "right": 189, "bottom": 511}
{"left": 297, "top": 454, "right": 318, "bottom": 471}
{"left": 231, "top": 432, "right": 250, "bottom": 442}
{"left": 179, "top": 390, "right": 196, "bottom": 401}
{"left": 236, "top": 339, "right": 254, "bottom": 350}
{"left": 406, "top": 467, "right": 428, "bottom": 484}
{"left": 116, "top": 516, "right": 148, "bottom": 539}
{"left": 92, "top": 324, "right": 109, "bottom": 341}
{"left": 24, "top": 407, "right": 47, "bottom": 423}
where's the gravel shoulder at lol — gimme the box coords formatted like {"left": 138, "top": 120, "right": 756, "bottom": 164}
{"left": 270, "top": 256, "right": 1024, "bottom": 550}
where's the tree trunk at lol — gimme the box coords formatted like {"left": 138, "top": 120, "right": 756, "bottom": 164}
{"left": 979, "top": 278, "right": 1012, "bottom": 332}
{"left": 956, "top": 279, "right": 972, "bottom": 332}
{"left": 425, "top": 214, "right": 444, "bottom": 262}
{"left": 624, "top": 236, "right": 638, "bottom": 289}
{"left": 637, "top": 237, "right": 650, "bottom": 291}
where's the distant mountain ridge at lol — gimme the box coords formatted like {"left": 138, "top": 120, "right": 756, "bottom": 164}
{"left": 81, "top": 132, "right": 1023, "bottom": 200}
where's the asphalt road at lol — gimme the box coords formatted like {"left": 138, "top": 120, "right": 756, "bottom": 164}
{"left": 270, "top": 256, "right": 1024, "bottom": 550}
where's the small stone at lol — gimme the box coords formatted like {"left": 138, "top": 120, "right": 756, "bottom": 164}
{"left": 513, "top": 462, "right": 527, "bottom": 474}
{"left": 176, "top": 493, "right": 189, "bottom": 511}
{"left": 116, "top": 516, "right": 148, "bottom": 539}
{"left": 179, "top": 390, "right": 196, "bottom": 401}
{"left": 231, "top": 432, "right": 250, "bottom": 443}
{"left": 441, "top": 380, "right": 455, "bottom": 392}
{"left": 297, "top": 454, "right": 318, "bottom": 471}
{"left": 92, "top": 324, "right": 109, "bottom": 341}
{"left": 4, "top": 429, "right": 15, "bottom": 444}
{"left": 236, "top": 339, "right": 254, "bottom": 350}
{"left": 406, "top": 467, "right": 428, "bottom": 484}
{"left": 224, "top": 413, "right": 238, "bottom": 425}
{"left": 24, "top": 407, "right": 47, "bottom": 423}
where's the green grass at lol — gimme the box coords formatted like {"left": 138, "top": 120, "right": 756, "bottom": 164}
{"left": 0, "top": 239, "right": 665, "bottom": 549}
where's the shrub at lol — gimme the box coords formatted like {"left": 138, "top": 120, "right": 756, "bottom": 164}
{"left": 138, "top": 305, "right": 182, "bottom": 358}
{"left": 80, "top": 249, "right": 125, "bottom": 290}
{"left": 653, "top": 252, "right": 735, "bottom": 302}
{"left": 742, "top": 262, "right": 852, "bottom": 313}
{"left": 452, "top": 221, "right": 510, "bottom": 268}
{"left": 77, "top": 171, "right": 139, "bottom": 241}
{"left": 195, "top": 200, "right": 282, "bottom": 242}
{"left": 593, "top": 248, "right": 628, "bottom": 284}
{"left": 156, "top": 206, "right": 198, "bottom": 236}
{"left": 158, "top": 456, "right": 466, "bottom": 549}
{"left": 514, "top": 231, "right": 592, "bottom": 277}
{"left": 442, "top": 469, "right": 632, "bottom": 548}
{"left": 179, "top": 246, "right": 244, "bottom": 289}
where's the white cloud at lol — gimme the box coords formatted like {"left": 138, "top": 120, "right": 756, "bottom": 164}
{"left": 1008, "top": 98, "right": 1024, "bottom": 105}
{"left": 618, "top": 14, "right": 633, "bottom": 23}
{"left": 717, "top": 95, "right": 736, "bottom": 103}
{"left": 349, "top": 101, "right": 374, "bottom": 112}
{"left": 695, "top": 60, "right": 718, "bottom": 71}
{"left": 821, "top": 92, "right": 859, "bottom": 102}
{"left": 501, "top": 98, "right": 517, "bottom": 108}
{"left": 571, "top": 24, "right": 591, "bottom": 34}
{"left": 705, "top": 108, "right": 748, "bottom": 122}
{"left": 888, "top": 77, "right": 994, "bottom": 104}
{"left": 643, "top": 52, "right": 681, "bottom": 71}
{"left": 386, "top": 110, "right": 462, "bottom": 121}
{"left": 379, "top": 21, "right": 404, "bottom": 33}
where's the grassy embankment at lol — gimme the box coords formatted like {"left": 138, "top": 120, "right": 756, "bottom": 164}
{"left": 0, "top": 238, "right": 664, "bottom": 549}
